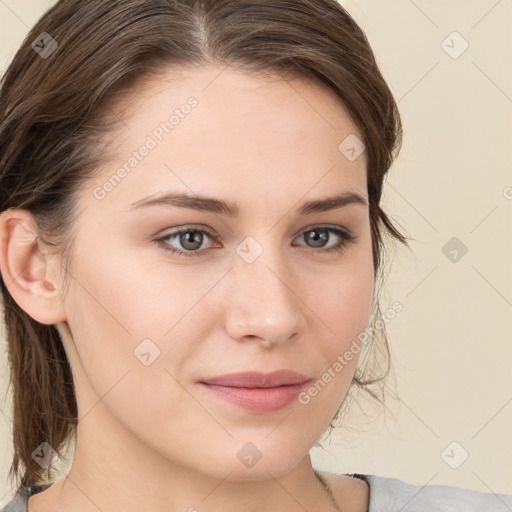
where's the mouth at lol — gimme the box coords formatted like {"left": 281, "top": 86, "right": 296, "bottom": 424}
{"left": 198, "top": 370, "right": 311, "bottom": 413}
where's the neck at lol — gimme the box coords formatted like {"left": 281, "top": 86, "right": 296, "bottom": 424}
{"left": 314, "top": 469, "right": 341, "bottom": 511}
{"left": 29, "top": 425, "right": 341, "bottom": 512}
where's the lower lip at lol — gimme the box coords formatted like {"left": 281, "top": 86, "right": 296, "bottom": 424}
{"left": 198, "top": 381, "right": 308, "bottom": 413}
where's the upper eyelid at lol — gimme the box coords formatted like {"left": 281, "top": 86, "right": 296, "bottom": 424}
{"left": 158, "top": 224, "right": 353, "bottom": 245}
{"left": 158, "top": 223, "right": 351, "bottom": 237}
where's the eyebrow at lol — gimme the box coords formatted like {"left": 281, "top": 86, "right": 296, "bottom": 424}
{"left": 128, "top": 190, "right": 368, "bottom": 216}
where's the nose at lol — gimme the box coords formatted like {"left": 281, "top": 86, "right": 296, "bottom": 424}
{"left": 224, "top": 248, "right": 307, "bottom": 349}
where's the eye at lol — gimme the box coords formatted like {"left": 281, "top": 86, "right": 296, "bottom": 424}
{"left": 293, "top": 226, "right": 356, "bottom": 254}
{"left": 155, "top": 225, "right": 356, "bottom": 257}
{"left": 155, "top": 226, "right": 217, "bottom": 257}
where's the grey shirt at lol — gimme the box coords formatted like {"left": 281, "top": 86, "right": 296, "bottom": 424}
{"left": 2, "top": 473, "right": 512, "bottom": 511}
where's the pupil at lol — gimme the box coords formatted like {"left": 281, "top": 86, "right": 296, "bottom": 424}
{"left": 307, "top": 229, "right": 328, "bottom": 248}
{"left": 181, "top": 231, "right": 203, "bottom": 250}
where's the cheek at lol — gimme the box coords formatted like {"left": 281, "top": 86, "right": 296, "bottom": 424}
{"left": 301, "top": 249, "right": 374, "bottom": 393}
{"left": 295, "top": 271, "right": 373, "bottom": 426}
{"left": 62, "top": 252, "right": 166, "bottom": 396}
{"left": 64, "top": 243, "right": 215, "bottom": 410}
{"left": 64, "top": 270, "right": 198, "bottom": 442}
{"left": 308, "top": 254, "right": 374, "bottom": 344}
{"left": 334, "top": 279, "right": 373, "bottom": 342}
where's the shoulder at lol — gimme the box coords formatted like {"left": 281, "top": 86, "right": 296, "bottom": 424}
{"left": 362, "top": 473, "right": 512, "bottom": 511}
{"left": 1, "top": 483, "right": 52, "bottom": 512}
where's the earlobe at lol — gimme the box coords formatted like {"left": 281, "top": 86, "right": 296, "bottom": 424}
{"left": 0, "top": 209, "right": 67, "bottom": 325}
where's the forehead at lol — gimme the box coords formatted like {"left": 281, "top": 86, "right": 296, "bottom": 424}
{"left": 86, "top": 64, "right": 368, "bottom": 214}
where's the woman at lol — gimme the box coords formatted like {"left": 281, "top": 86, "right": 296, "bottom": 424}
{"left": 0, "top": 1, "right": 511, "bottom": 511}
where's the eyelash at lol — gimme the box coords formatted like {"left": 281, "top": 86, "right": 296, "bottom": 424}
{"left": 155, "top": 225, "right": 356, "bottom": 258}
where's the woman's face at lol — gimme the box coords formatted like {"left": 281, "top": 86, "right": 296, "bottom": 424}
{"left": 54, "top": 64, "right": 374, "bottom": 480}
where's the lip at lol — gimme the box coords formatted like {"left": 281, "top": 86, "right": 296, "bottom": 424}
{"left": 200, "top": 370, "right": 310, "bottom": 388}
{"left": 198, "top": 370, "right": 311, "bottom": 413}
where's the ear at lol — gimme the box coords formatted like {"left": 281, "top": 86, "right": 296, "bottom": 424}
{"left": 0, "top": 209, "right": 67, "bottom": 325}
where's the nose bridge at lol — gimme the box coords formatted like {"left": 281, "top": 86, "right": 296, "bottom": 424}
{"left": 225, "top": 235, "right": 305, "bottom": 342}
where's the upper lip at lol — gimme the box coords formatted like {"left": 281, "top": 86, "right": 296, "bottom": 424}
{"left": 200, "top": 370, "right": 310, "bottom": 388}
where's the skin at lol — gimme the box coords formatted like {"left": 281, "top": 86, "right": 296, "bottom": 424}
{"left": 0, "top": 64, "right": 373, "bottom": 511}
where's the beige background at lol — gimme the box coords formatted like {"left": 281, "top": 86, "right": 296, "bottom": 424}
{"left": 1, "top": 0, "right": 511, "bottom": 505}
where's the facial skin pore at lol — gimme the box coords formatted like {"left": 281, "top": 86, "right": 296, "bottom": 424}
{"left": 1, "top": 64, "right": 373, "bottom": 511}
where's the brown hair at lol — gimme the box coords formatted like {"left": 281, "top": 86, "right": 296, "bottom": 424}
{"left": 0, "top": 0, "right": 411, "bottom": 491}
